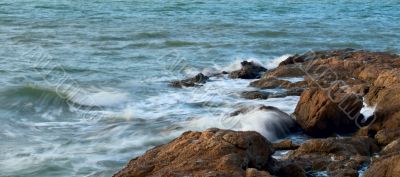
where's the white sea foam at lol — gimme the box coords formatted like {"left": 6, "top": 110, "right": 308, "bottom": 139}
{"left": 265, "top": 54, "right": 292, "bottom": 69}
{"left": 361, "top": 101, "right": 376, "bottom": 121}
{"left": 68, "top": 89, "right": 128, "bottom": 107}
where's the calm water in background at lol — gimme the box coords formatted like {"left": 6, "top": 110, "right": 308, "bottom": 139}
{"left": 0, "top": 1, "right": 399, "bottom": 176}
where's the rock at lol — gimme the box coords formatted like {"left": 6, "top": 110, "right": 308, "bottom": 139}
{"left": 249, "top": 77, "right": 292, "bottom": 89}
{"left": 276, "top": 163, "right": 307, "bottom": 177}
{"left": 272, "top": 139, "right": 300, "bottom": 150}
{"left": 245, "top": 168, "right": 272, "bottom": 177}
{"left": 363, "top": 153, "right": 400, "bottom": 177}
{"left": 375, "top": 128, "right": 400, "bottom": 146}
{"left": 381, "top": 138, "right": 400, "bottom": 155}
{"left": 362, "top": 69, "right": 400, "bottom": 135}
{"left": 229, "top": 61, "right": 267, "bottom": 79}
{"left": 114, "top": 128, "right": 275, "bottom": 177}
{"left": 169, "top": 73, "right": 209, "bottom": 88}
{"left": 294, "top": 87, "right": 363, "bottom": 137}
{"left": 278, "top": 54, "right": 305, "bottom": 66}
{"left": 285, "top": 137, "right": 378, "bottom": 176}
{"left": 288, "top": 137, "right": 378, "bottom": 158}
{"left": 241, "top": 91, "right": 270, "bottom": 100}
{"left": 278, "top": 48, "right": 357, "bottom": 67}
{"left": 263, "top": 65, "right": 305, "bottom": 78}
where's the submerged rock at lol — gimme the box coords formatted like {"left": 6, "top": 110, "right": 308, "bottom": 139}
{"left": 229, "top": 61, "right": 267, "bottom": 79}
{"left": 294, "top": 87, "right": 363, "bottom": 137}
{"left": 114, "top": 128, "right": 275, "bottom": 177}
{"left": 169, "top": 73, "right": 209, "bottom": 88}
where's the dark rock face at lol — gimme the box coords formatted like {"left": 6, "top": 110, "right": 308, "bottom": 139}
{"left": 229, "top": 61, "right": 267, "bottom": 79}
{"left": 169, "top": 73, "right": 209, "bottom": 88}
{"left": 285, "top": 137, "right": 378, "bottom": 177}
{"left": 113, "top": 128, "right": 275, "bottom": 177}
{"left": 294, "top": 87, "right": 363, "bottom": 137}
{"left": 363, "top": 153, "right": 400, "bottom": 177}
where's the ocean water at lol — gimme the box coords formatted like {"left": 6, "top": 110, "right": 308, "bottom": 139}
{"left": 0, "top": 0, "right": 399, "bottom": 176}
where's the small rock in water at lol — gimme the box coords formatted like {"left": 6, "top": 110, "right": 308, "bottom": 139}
{"left": 229, "top": 61, "right": 267, "bottom": 79}
{"left": 169, "top": 73, "right": 209, "bottom": 88}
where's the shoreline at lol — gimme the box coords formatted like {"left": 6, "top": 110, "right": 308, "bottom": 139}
{"left": 114, "top": 49, "right": 400, "bottom": 177}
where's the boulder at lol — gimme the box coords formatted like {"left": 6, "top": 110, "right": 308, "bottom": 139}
{"left": 285, "top": 137, "right": 378, "bottom": 176}
{"left": 229, "top": 61, "right": 267, "bottom": 79}
{"left": 294, "top": 87, "right": 363, "bottom": 137}
{"left": 241, "top": 91, "right": 270, "bottom": 100}
{"left": 169, "top": 73, "right": 209, "bottom": 88}
{"left": 114, "top": 128, "right": 275, "bottom": 177}
{"left": 362, "top": 69, "right": 400, "bottom": 135}
{"left": 363, "top": 153, "right": 400, "bottom": 177}
{"left": 249, "top": 78, "right": 292, "bottom": 89}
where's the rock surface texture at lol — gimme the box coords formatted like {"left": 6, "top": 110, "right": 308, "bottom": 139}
{"left": 114, "top": 128, "right": 275, "bottom": 177}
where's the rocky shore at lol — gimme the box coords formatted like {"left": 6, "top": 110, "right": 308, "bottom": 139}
{"left": 115, "top": 49, "right": 400, "bottom": 177}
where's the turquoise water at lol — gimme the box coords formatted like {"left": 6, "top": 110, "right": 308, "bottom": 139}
{"left": 0, "top": 1, "right": 399, "bottom": 176}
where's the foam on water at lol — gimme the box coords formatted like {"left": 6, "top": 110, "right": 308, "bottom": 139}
{"left": 265, "top": 54, "right": 292, "bottom": 69}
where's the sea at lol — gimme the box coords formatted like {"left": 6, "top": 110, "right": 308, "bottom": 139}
{"left": 0, "top": 0, "right": 399, "bottom": 176}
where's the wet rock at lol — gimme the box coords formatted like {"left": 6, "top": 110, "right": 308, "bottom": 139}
{"left": 169, "top": 73, "right": 209, "bottom": 88}
{"left": 363, "top": 153, "right": 400, "bottom": 177}
{"left": 272, "top": 139, "right": 300, "bottom": 150}
{"left": 114, "top": 128, "right": 275, "bottom": 177}
{"left": 229, "top": 61, "right": 267, "bottom": 79}
{"left": 294, "top": 87, "right": 363, "bottom": 137}
{"left": 241, "top": 91, "right": 270, "bottom": 100}
{"left": 285, "top": 137, "right": 378, "bottom": 176}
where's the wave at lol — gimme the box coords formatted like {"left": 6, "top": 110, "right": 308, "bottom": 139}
{"left": 186, "top": 105, "right": 297, "bottom": 141}
{"left": 246, "top": 30, "right": 288, "bottom": 37}
{"left": 0, "top": 85, "right": 128, "bottom": 111}
{"left": 265, "top": 54, "right": 292, "bottom": 69}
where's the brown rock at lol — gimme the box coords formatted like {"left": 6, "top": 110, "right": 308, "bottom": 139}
{"left": 114, "top": 128, "right": 275, "bottom": 177}
{"left": 276, "top": 163, "right": 307, "bottom": 177}
{"left": 381, "top": 138, "right": 400, "bottom": 155}
{"left": 375, "top": 128, "right": 400, "bottom": 146}
{"left": 272, "top": 139, "right": 300, "bottom": 150}
{"left": 285, "top": 137, "right": 377, "bottom": 175}
{"left": 264, "top": 65, "right": 305, "bottom": 78}
{"left": 169, "top": 73, "right": 209, "bottom": 88}
{"left": 249, "top": 78, "right": 292, "bottom": 89}
{"left": 245, "top": 168, "right": 272, "bottom": 177}
{"left": 229, "top": 61, "right": 267, "bottom": 79}
{"left": 294, "top": 87, "right": 363, "bottom": 137}
{"left": 241, "top": 91, "right": 270, "bottom": 100}
{"left": 364, "top": 154, "right": 400, "bottom": 177}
